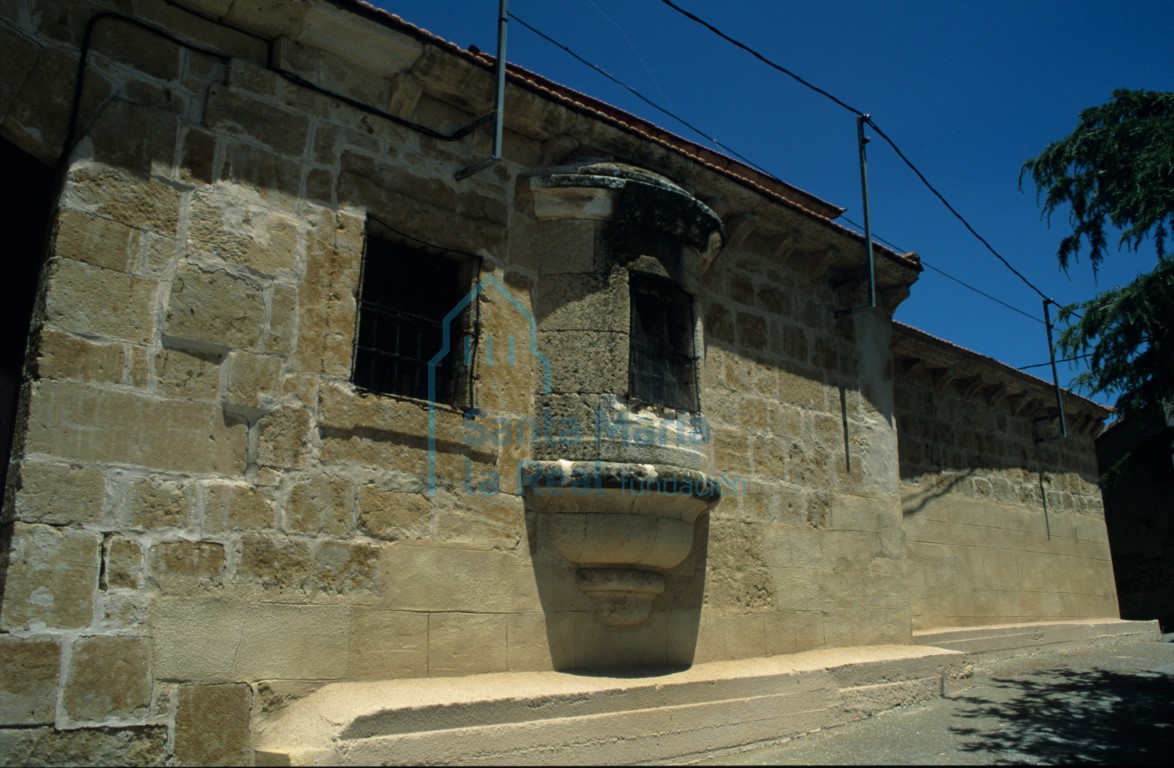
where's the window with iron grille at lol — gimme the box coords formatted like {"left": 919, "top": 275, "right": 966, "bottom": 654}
{"left": 352, "top": 236, "right": 470, "bottom": 405}
{"left": 629, "top": 275, "right": 698, "bottom": 412}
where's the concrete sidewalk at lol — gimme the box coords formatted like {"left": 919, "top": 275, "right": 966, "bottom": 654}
{"left": 698, "top": 636, "right": 1174, "bottom": 765}
{"left": 255, "top": 619, "right": 1161, "bottom": 765}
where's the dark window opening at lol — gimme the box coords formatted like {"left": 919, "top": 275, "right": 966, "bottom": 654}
{"left": 352, "top": 236, "right": 471, "bottom": 405}
{"left": 629, "top": 274, "right": 698, "bottom": 412}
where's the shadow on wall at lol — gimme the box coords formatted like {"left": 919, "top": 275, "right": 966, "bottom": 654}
{"left": 527, "top": 507, "right": 710, "bottom": 672}
{"left": 901, "top": 466, "right": 1065, "bottom": 529}
{"left": 899, "top": 469, "right": 977, "bottom": 518}
{"left": 894, "top": 378, "right": 1103, "bottom": 522}
{"left": 1097, "top": 411, "right": 1174, "bottom": 632}
{"left": 949, "top": 664, "right": 1174, "bottom": 764}
{"left": 0, "top": 139, "right": 60, "bottom": 613}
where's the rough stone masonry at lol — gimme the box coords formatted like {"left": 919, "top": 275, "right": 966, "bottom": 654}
{"left": 0, "top": 0, "right": 1117, "bottom": 765}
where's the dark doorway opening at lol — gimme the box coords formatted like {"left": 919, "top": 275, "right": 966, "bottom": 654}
{"left": 1, "top": 139, "right": 58, "bottom": 507}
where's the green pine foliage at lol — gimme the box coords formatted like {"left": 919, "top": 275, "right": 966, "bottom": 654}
{"left": 1021, "top": 89, "right": 1174, "bottom": 274}
{"left": 1022, "top": 89, "right": 1174, "bottom": 417}
{"left": 1057, "top": 256, "right": 1174, "bottom": 417}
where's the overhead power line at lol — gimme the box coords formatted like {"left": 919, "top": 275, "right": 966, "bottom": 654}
{"left": 655, "top": 0, "right": 865, "bottom": 117}
{"left": 865, "top": 122, "right": 1052, "bottom": 304}
{"left": 513, "top": 13, "right": 1052, "bottom": 330}
{"left": 1018, "top": 354, "right": 1092, "bottom": 371}
{"left": 509, "top": 12, "right": 774, "bottom": 178}
{"left": 838, "top": 215, "right": 1045, "bottom": 325}
{"left": 654, "top": 0, "right": 1059, "bottom": 308}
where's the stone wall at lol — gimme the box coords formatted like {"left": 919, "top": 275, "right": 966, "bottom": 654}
{"left": 0, "top": 0, "right": 1112, "bottom": 765}
{"left": 691, "top": 238, "right": 910, "bottom": 656}
{"left": 0, "top": 1, "right": 533, "bottom": 762}
{"left": 894, "top": 336, "right": 1118, "bottom": 631}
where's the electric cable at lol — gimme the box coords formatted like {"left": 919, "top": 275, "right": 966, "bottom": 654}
{"left": 839, "top": 215, "right": 1045, "bottom": 325}
{"left": 514, "top": 12, "right": 1056, "bottom": 331}
{"left": 922, "top": 260, "right": 1046, "bottom": 325}
{"left": 654, "top": 0, "right": 1061, "bottom": 308}
{"left": 1019, "top": 354, "right": 1092, "bottom": 371}
{"left": 865, "top": 121, "right": 1053, "bottom": 305}
{"left": 509, "top": 11, "right": 776, "bottom": 179}
{"left": 656, "top": 0, "right": 866, "bottom": 118}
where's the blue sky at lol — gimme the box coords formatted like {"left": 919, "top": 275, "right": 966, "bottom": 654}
{"left": 370, "top": 0, "right": 1172, "bottom": 406}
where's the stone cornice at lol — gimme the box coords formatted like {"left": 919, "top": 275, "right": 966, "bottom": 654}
{"left": 892, "top": 321, "right": 1111, "bottom": 437}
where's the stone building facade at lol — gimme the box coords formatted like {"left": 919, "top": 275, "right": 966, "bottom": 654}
{"left": 0, "top": 0, "right": 1117, "bottom": 764}
{"left": 893, "top": 324, "right": 1117, "bottom": 630}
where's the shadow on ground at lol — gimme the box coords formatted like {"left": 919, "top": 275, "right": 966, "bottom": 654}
{"left": 951, "top": 665, "right": 1174, "bottom": 764}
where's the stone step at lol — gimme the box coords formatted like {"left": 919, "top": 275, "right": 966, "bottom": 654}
{"left": 255, "top": 620, "right": 1160, "bottom": 765}
{"left": 913, "top": 618, "right": 1160, "bottom": 654}
{"left": 254, "top": 645, "right": 961, "bottom": 766}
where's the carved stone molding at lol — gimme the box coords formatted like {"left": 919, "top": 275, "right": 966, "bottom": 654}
{"left": 522, "top": 460, "right": 719, "bottom": 627}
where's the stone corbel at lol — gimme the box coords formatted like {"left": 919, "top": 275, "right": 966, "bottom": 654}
{"left": 1009, "top": 392, "right": 1036, "bottom": 416}
{"left": 771, "top": 230, "right": 802, "bottom": 265}
{"left": 524, "top": 461, "right": 720, "bottom": 627}
{"left": 878, "top": 285, "right": 910, "bottom": 314}
{"left": 984, "top": 383, "right": 1009, "bottom": 407}
{"left": 721, "top": 213, "right": 758, "bottom": 253}
{"left": 932, "top": 367, "right": 958, "bottom": 392}
{"left": 900, "top": 357, "right": 926, "bottom": 378}
{"left": 960, "top": 377, "right": 986, "bottom": 401}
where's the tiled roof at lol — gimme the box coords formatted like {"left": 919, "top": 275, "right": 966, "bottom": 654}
{"left": 330, "top": 0, "right": 920, "bottom": 273}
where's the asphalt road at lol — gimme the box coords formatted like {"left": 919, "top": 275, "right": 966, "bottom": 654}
{"left": 698, "top": 638, "right": 1174, "bottom": 765}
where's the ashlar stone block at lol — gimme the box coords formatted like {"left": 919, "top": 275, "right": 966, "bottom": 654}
{"left": 0, "top": 522, "right": 100, "bottom": 631}
{"left": 42, "top": 257, "right": 159, "bottom": 345}
{"left": 256, "top": 404, "right": 313, "bottom": 469}
{"left": 150, "top": 597, "right": 350, "bottom": 681}
{"left": 174, "top": 683, "right": 252, "bottom": 767}
{"left": 32, "top": 326, "right": 126, "bottom": 385}
{"left": 64, "top": 163, "right": 180, "bottom": 237}
{"left": 148, "top": 540, "right": 226, "bottom": 593}
{"left": 0, "top": 21, "right": 42, "bottom": 123}
{"left": 223, "top": 350, "right": 282, "bottom": 411}
{"left": 347, "top": 609, "right": 428, "bottom": 679}
{"left": 120, "top": 475, "right": 192, "bottom": 531}
{"left": 164, "top": 263, "right": 265, "bottom": 353}
{"left": 203, "top": 481, "right": 274, "bottom": 533}
{"left": 357, "top": 486, "right": 433, "bottom": 541}
{"left": 382, "top": 546, "right": 540, "bottom": 614}
{"left": 0, "top": 725, "right": 167, "bottom": 768}
{"left": 312, "top": 539, "right": 381, "bottom": 597}
{"left": 188, "top": 185, "right": 299, "bottom": 277}
{"left": 62, "top": 635, "right": 151, "bottom": 722}
{"left": 285, "top": 474, "right": 354, "bottom": 535}
{"left": 427, "top": 612, "right": 508, "bottom": 677}
{"left": 156, "top": 346, "right": 222, "bottom": 401}
{"left": 3, "top": 46, "right": 113, "bottom": 164}
{"left": 0, "top": 636, "right": 61, "bottom": 725}
{"left": 10, "top": 460, "right": 105, "bottom": 526}
{"left": 24, "top": 381, "right": 248, "bottom": 475}
{"left": 236, "top": 532, "right": 311, "bottom": 593}
{"left": 103, "top": 535, "right": 144, "bottom": 590}
{"left": 51, "top": 208, "right": 136, "bottom": 272}
{"left": 203, "top": 84, "right": 310, "bottom": 157}
{"left": 85, "top": 98, "right": 180, "bottom": 179}
{"left": 264, "top": 282, "right": 298, "bottom": 356}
